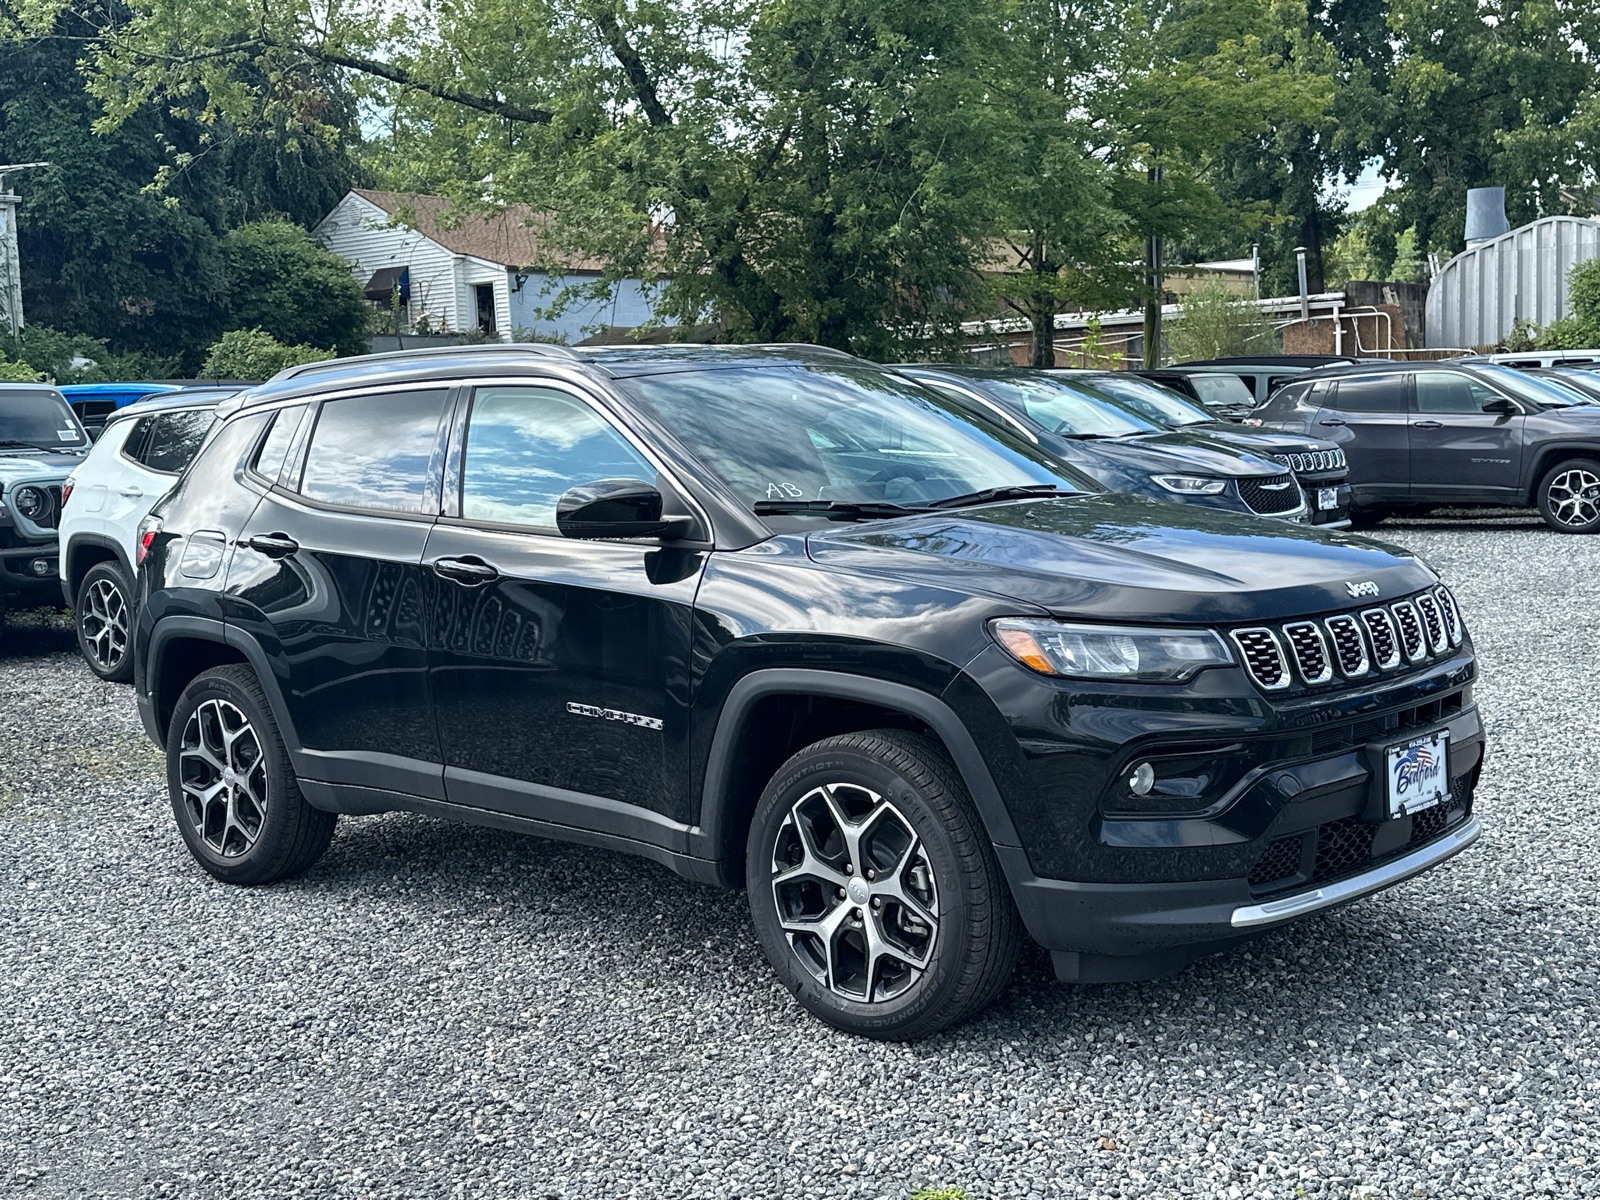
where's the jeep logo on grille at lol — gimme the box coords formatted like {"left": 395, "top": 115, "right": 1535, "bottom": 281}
{"left": 1345, "top": 580, "right": 1380, "bottom": 598}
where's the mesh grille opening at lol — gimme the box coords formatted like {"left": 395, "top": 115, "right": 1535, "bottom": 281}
{"left": 1249, "top": 836, "right": 1304, "bottom": 887}
{"left": 1324, "top": 615, "right": 1369, "bottom": 677}
{"left": 1238, "top": 474, "right": 1302, "bottom": 515}
{"left": 1392, "top": 602, "right": 1425, "bottom": 660}
{"left": 1313, "top": 816, "right": 1376, "bottom": 881}
{"left": 1415, "top": 594, "right": 1447, "bottom": 652}
{"left": 1361, "top": 609, "right": 1401, "bottom": 669}
{"left": 1435, "top": 587, "right": 1463, "bottom": 644}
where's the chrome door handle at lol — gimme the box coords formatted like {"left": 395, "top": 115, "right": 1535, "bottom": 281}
{"left": 432, "top": 556, "right": 500, "bottom": 585}
{"left": 1317, "top": 418, "right": 1346, "bottom": 427}
{"left": 246, "top": 533, "right": 299, "bottom": 558}
{"left": 118, "top": 487, "right": 144, "bottom": 498}
{"left": 1411, "top": 420, "right": 1443, "bottom": 430}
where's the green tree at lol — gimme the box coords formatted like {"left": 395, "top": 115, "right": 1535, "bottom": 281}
{"left": 200, "top": 328, "right": 334, "bottom": 379}
{"left": 1534, "top": 259, "right": 1600, "bottom": 350}
{"left": 1164, "top": 276, "right": 1279, "bottom": 361}
{"left": 223, "top": 221, "right": 369, "bottom": 355}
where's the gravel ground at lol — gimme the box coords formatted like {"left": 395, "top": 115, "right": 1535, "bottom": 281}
{"left": 2, "top": 513, "right": 1597, "bottom": 1200}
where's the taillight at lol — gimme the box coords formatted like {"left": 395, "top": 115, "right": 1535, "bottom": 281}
{"left": 136, "top": 518, "right": 162, "bottom": 565}
{"left": 61, "top": 481, "right": 74, "bottom": 507}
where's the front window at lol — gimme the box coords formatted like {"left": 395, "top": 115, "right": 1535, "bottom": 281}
{"left": 1073, "top": 374, "right": 1212, "bottom": 427}
{"left": 618, "top": 365, "right": 1086, "bottom": 510}
{"left": 0, "top": 389, "right": 87, "bottom": 450}
{"left": 1475, "top": 365, "right": 1594, "bottom": 408}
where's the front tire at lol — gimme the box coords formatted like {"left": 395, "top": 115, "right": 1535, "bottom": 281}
{"left": 1347, "top": 505, "right": 1389, "bottom": 529}
{"left": 166, "top": 664, "right": 336, "bottom": 885}
{"left": 746, "top": 730, "right": 1021, "bottom": 1040}
{"left": 75, "top": 561, "right": 135, "bottom": 682}
{"left": 1537, "top": 458, "right": 1600, "bottom": 534}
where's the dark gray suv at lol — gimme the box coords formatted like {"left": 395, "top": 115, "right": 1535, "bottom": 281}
{"left": 1253, "top": 361, "right": 1600, "bottom": 532}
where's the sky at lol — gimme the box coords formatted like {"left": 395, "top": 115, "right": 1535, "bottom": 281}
{"left": 1330, "top": 160, "right": 1392, "bottom": 213}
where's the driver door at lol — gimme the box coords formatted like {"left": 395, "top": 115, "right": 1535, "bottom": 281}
{"left": 424, "top": 381, "right": 706, "bottom": 829}
{"left": 1407, "top": 370, "right": 1523, "bottom": 502}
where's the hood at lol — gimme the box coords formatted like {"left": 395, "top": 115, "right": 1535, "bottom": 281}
{"left": 1191, "top": 424, "right": 1336, "bottom": 456}
{"left": 1068, "top": 430, "right": 1286, "bottom": 479}
{"left": 805, "top": 493, "right": 1436, "bottom": 623}
{"left": 0, "top": 450, "right": 83, "bottom": 484}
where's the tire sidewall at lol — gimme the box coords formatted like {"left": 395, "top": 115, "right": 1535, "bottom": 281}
{"left": 75, "top": 561, "right": 134, "bottom": 682}
{"left": 166, "top": 667, "right": 298, "bottom": 885}
{"left": 1538, "top": 458, "right": 1600, "bottom": 534}
{"left": 746, "top": 742, "right": 978, "bottom": 1038}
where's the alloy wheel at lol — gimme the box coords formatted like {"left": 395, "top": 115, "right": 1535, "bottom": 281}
{"left": 178, "top": 699, "right": 269, "bottom": 857}
{"left": 1546, "top": 467, "right": 1600, "bottom": 529}
{"left": 770, "top": 781, "right": 939, "bottom": 1003}
{"left": 80, "top": 577, "right": 130, "bottom": 671}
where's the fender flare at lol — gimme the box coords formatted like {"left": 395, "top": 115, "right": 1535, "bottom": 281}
{"left": 1524, "top": 442, "right": 1600, "bottom": 505}
{"left": 62, "top": 534, "right": 135, "bottom": 606}
{"left": 145, "top": 615, "right": 305, "bottom": 758}
{"left": 696, "top": 668, "right": 1022, "bottom": 861}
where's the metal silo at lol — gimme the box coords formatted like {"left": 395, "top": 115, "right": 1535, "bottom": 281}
{"left": 1426, "top": 214, "right": 1600, "bottom": 349}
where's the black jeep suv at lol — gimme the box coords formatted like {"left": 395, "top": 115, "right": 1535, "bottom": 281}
{"left": 132, "top": 344, "right": 1483, "bottom": 1039}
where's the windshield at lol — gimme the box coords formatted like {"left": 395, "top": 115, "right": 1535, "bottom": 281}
{"left": 1070, "top": 374, "right": 1213, "bottom": 427}
{"left": 1550, "top": 370, "right": 1600, "bottom": 402}
{"left": 934, "top": 375, "right": 1161, "bottom": 437}
{"left": 618, "top": 365, "right": 1086, "bottom": 510}
{"left": 0, "top": 389, "right": 87, "bottom": 449}
{"left": 1186, "top": 374, "right": 1257, "bottom": 409}
{"left": 1477, "top": 365, "right": 1597, "bottom": 408}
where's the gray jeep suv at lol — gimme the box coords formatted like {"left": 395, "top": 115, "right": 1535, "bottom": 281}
{"left": 0, "top": 384, "right": 90, "bottom": 633}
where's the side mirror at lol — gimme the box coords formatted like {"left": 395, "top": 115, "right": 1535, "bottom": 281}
{"left": 556, "top": 478, "right": 671, "bottom": 539}
{"left": 1482, "top": 397, "right": 1517, "bottom": 414}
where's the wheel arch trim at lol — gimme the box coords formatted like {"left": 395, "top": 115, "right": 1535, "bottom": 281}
{"left": 696, "top": 669, "right": 1022, "bottom": 865}
{"left": 1526, "top": 444, "right": 1600, "bottom": 506}
{"left": 145, "top": 616, "right": 304, "bottom": 758}
{"left": 63, "top": 534, "right": 133, "bottom": 601}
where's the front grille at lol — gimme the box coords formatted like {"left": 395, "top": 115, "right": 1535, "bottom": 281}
{"left": 1282, "top": 622, "right": 1332, "bottom": 684}
{"left": 1230, "top": 628, "right": 1290, "bottom": 690}
{"left": 1248, "top": 836, "right": 1303, "bottom": 886}
{"left": 1272, "top": 449, "right": 1347, "bottom": 475}
{"left": 1314, "top": 815, "right": 1374, "bottom": 880}
{"left": 1237, "top": 473, "right": 1303, "bottom": 515}
{"left": 1229, "top": 589, "right": 1467, "bottom": 692}
{"left": 1324, "top": 614, "right": 1369, "bottom": 678}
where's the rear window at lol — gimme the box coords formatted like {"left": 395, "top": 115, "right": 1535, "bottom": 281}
{"left": 297, "top": 390, "right": 450, "bottom": 513}
{"left": 140, "top": 410, "right": 217, "bottom": 473}
{"left": 1187, "top": 374, "right": 1255, "bottom": 408}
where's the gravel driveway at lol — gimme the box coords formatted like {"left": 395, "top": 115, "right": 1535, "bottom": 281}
{"left": 3, "top": 512, "right": 1596, "bottom": 1200}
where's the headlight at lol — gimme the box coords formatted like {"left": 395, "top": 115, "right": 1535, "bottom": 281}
{"left": 990, "top": 618, "right": 1234, "bottom": 681}
{"left": 13, "top": 486, "right": 47, "bottom": 520}
{"left": 1151, "top": 475, "right": 1228, "bottom": 496}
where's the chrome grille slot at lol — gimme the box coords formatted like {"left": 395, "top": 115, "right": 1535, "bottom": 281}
{"left": 1282, "top": 622, "right": 1333, "bottom": 685}
{"left": 1360, "top": 608, "right": 1401, "bottom": 670}
{"left": 1324, "top": 614, "right": 1369, "bottom": 678}
{"left": 1435, "top": 586, "right": 1463, "bottom": 646}
{"left": 1414, "top": 593, "right": 1448, "bottom": 653}
{"left": 1230, "top": 628, "right": 1290, "bottom": 690}
{"left": 1390, "top": 601, "right": 1426, "bottom": 662}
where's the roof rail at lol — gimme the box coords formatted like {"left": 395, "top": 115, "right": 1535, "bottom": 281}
{"left": 270, "top": 341, "right": 583, "bottom": 383}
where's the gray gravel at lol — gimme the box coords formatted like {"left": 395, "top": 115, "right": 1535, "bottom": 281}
{"left": 3, "top": 514, "right": 1598, "bottom": 1200}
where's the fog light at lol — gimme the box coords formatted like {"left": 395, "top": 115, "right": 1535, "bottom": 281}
{"left": 1128, "top": 762, "right": 1155, "bottom": 796}
{"left": 30, "top": 557, "right": 54, "bottom": 577}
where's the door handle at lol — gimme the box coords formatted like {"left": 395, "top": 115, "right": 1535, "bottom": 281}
{"left": 118, "top": 487, "right": 144, "bottom": 498}
{"left": 1411, "top": 420, "right": 1443, "bottom": 430}
{"left": 1317, "top": 418, "right": 1346, "bottom": 427}
{"left": 431, "top": 555, "right": 501, "bottom": 585}
{"left": 245, "top": 532, "right": 299, "bottom": 558}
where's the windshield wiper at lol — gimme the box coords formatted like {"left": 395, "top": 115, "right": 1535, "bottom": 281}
{"left": 754, "top": 499, "right": 928, "bottom": 520}
{"left": 0, "top": 438, "right": 75, "bottom": 453}
{"left": 925, "top": 484, "right": 1064, "bottom": 509}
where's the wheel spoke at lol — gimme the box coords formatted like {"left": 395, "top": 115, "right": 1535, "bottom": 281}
{"left": 177, "top": 697, "right": 268, "bottom": 859}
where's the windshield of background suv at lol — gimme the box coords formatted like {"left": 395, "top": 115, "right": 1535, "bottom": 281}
{"left": 1476, "top": 365, "right": 1597, "bottom": 408}
{"left": 1074, "top": 374, "right": 1213, "bottom": 428}
{"left": 0, "top": 389, "right": 87, "bottom": 449}
{"left": 943, "top": 376, "right": 1161, "bottom": 438}
{"left": 1186, "top": 374, "right": 1257, "bottom": 409}
{"left": 619, "top": 365, "right": 1087, "bottom": 509}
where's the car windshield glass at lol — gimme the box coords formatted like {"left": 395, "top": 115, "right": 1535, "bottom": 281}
{"left": 947, "top": 376, "right": 1160, "bottom": 437}
{"left": 1551, "top": 371, "right": 1600, "bottom": 401}
{"left": 1187, "top": 374, "right": 1256, "bottom": 408}
{"left": 1075, "top": 374, "right": 1212, "bottom": 427}
{"left": 0, "top": 389, "right": 86, "bottom": 449}
{"left": 617, "top": 365, "right": 1085, "bottom": 510}
{"left": 1478, "top": 365, "right": 1596, "bottom": 407}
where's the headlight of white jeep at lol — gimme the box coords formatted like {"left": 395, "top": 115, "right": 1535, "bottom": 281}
{"left": 990, "top": 618, "right": 1234, "bottom": 681}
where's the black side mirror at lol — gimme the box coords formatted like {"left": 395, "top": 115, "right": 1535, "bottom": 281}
{"left": 556, "top": 478, "right": 671, "bottom": 539}
{"left": 1482, "top": 397, "right": 1517, "bottom": 414}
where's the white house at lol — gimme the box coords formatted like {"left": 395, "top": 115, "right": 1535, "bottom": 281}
{"left": 312, "top": 189, "right": 672, "bottom": 343}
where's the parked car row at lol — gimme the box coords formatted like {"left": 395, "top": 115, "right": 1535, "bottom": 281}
{"left": 90, "top": 342, "right": 1485, "bottom": 1040}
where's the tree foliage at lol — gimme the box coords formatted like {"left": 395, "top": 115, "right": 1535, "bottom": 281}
{"left": 222, "top": 222, "right": 369, "bottom": 356}
{"left": 200, "top": 328, "right": 334, "bottom": 379}
{"left": 1534, "top": 259, "right": 1600, "bottom": 350}
{"left": 1164, "top": 276, "right": 1279, "bottom": 361}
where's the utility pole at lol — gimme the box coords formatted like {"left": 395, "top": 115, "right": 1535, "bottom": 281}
{"left": 0, "top": 163, "right": 48, "bottom": 339}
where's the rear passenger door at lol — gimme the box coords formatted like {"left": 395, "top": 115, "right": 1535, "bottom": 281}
{"left": 1313, "top": 375, "right": 1410, "bottom": 505}
{"left": 222, "top": 387, "right": 451, "bottom": 801}
{"left": 1407, "top": 370, "right": 1523, "bottom": 502}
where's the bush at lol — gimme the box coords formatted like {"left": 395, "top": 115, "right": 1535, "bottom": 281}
{"left": 0, "top": 359, "right": 44, "bottom": 382}
{"left": 201, "top": 329, "right": 335, "bottom": 380}
{"left": 1164, "top": 276, "right": 1279, "bottom": 363}
{"left": 1534, "top": 259, "right": 1600, "bottom": 350}
{"left": 0, "top": 325, "right": 179, "bottom": 384}
{"left": 222, "top": 221, "right": 370, "bottom": 357}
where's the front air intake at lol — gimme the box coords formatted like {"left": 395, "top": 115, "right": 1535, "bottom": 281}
{"left": 1237, "top": 474, "right": 1303, "bottom": 515}
{"left": 1324, "top": 614, "right": 1370, "bottom": 678}
{"left": 1230, "top": 628, "right": 1290, "bottom": 690}
{"left": 1360, "top": 608, "right": 1402, "bottom": 670}
{"left": 1391, "top": 601, "right": 1427, "bottom": 662}
{"left": 1282, "top": 622, "right": 1333, "bottom": 685}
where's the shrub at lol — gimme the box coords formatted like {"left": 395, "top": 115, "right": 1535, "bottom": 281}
{"left": 0, "top": 359, "right": 44, "bottom": 382}
{"left": 1164, "top": 276, "right": 1278, "bottom": 363}
{"left": 1533, "top": 259, "right": 1600, "bottom": 350}
{"left": 0, "top": 325, "right": 179, "bottom": 384}
{"left": 222, "top": 221, "right": 370, "bottom": 357}
{"left": 201, "top": 329, "right": 335, "bottom": 381}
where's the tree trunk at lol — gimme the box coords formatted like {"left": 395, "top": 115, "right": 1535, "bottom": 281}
{"left": 1142, "top": 234, "right": 1163, "bottom": 368}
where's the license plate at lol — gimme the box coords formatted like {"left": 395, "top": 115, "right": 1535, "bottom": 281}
{"left": 1384, "top": 731, "right": 1449, "bottom": 819}
{"left": 1318, "top": 487, "right": 1339, "bottom": 511}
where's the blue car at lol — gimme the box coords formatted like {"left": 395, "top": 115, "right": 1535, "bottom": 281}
{"left": 58, "top": 383, "right": 184, "bottom": 438}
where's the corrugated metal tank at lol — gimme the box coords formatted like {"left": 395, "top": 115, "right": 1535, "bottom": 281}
{"left": 1426, "top": 215, "right": 1600, "bottom": 348}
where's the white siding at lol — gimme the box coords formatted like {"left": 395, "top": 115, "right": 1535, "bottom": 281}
{"left": 312, "top": 194, "right": 466, "bottom": 333}
{"left": 1426, "top": 216, "right": 1600, "bottom": 348}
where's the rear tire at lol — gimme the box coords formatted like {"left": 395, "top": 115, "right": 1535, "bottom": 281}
{"left": 166, "top": 664, "right": 336, "bottom": 885}
{"left": 746, "top": 729, "right": 1021, "bottom": 1040}
{"left": 1536, "top": 458, "right": 1600, "bottom": 534}
{"left": 75, "top": 561, "right": 135, "bottom": 682}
